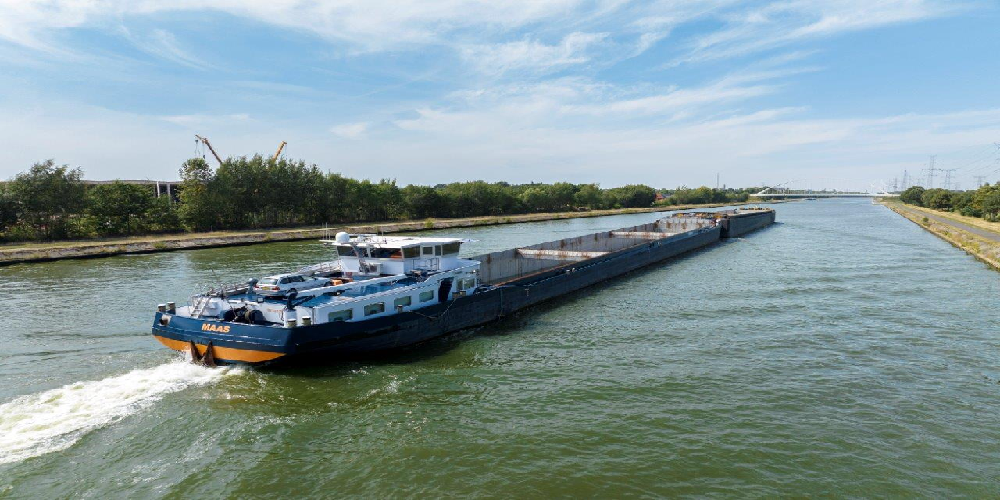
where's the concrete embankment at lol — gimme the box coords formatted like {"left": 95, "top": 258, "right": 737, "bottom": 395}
{"left": 0, "top": 204, "right": 765, "bottom": 265}
{"left": 881, "top": 200, "right": 1000, "bottom": 270}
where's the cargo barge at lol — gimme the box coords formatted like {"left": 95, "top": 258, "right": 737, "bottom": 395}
{"left": 151, "top": 208, "right": 775, "bottom": 366}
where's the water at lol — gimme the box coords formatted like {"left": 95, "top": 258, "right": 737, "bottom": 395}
{"left": 2, "top": 199, "right": 999, "bottom": 497}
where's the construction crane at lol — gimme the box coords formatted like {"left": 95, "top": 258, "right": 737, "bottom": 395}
{"left": 194, "top": 134, "right": 224, "bottom": 166}
{"left": 272, "top": 141, "right": 287, "bottom": 161}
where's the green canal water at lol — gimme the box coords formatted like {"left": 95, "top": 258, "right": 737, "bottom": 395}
{"left": 2, "top": 199, "right": 999, "bottom": 497}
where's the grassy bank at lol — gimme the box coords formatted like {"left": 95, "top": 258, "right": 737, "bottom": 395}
{"left": 880, "top": 199, "right": 1000, "bottom": 270}
{"left": 0, "top": 202, "right": 759, "bottom": 265}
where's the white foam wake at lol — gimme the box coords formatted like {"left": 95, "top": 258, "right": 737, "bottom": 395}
{"left": 0, "top": 361, "right": 234, "bottom": 465}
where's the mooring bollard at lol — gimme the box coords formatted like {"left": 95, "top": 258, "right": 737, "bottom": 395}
{"left": 157, "top": 304, "right": 167, "bottom": 313}
{"left": 301, "top": 316, "right": 312, "bottom": 326}
{"left": 166, "top": 302, "right": 176, "bottom": 314}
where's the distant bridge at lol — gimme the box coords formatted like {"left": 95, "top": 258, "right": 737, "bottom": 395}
{"left": 754, "top": 180, "right": 898, "bottom": 198}
{"left": 753, "top": 191, "right": 898, "bottom": 198}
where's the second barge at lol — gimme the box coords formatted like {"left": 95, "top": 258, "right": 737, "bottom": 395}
{"left": 151, "top": 208, "right": 775, "bottom": 366}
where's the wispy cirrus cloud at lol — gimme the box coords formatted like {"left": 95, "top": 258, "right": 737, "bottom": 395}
{"left": 460, "top": 32, "right": 609, "bottom": 76}
{"left": 125, "top": 28, "right": 211, "bottom": 70}
{"left": 672, "top": 0, "right": 965, "bottom": 64}
{"left": 0, "top": 0, "right": 964, "bottom": 70}
{"left": 0, "top": 0, "right": 596, "bottom": 52}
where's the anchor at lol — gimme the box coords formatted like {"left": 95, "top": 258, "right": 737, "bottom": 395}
{"left": 188, "top": 340, "right": 217, "bottom": 367}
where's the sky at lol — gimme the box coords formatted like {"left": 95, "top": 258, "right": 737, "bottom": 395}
{"left": 0, "top": 0, "right": 998, "bottom": 190}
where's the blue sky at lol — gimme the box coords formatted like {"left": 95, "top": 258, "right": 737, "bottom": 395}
{"left": 1, "top": 0, "right": 998, "bottom": 190}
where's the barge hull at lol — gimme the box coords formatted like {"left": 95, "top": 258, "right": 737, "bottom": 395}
{"left": 151, "top": 209, "right": 775, "bottom": 365}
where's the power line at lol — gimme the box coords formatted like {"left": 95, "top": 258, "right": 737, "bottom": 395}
{"left": 946, "top": 144, "right": 997, "bottom": 171}
{"left": 974, "top": 175, "right": 986, "bottom": 188}
{"left": 942, "top": 168, "right": 958, "bottom": 190}
{"left": 923, "top": 155, "right": 937, "bottom": 189}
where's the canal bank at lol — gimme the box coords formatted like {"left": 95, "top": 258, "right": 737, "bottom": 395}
{"left": 880, "top": 199, "right": 1000, "bottom": 270}
{"left": 0, "top": 202, "right": 775, "bottom": 265}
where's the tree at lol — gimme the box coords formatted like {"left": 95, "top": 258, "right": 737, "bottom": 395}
{"left": 920, "top": 188, "right": 952, "bottom": 210}
{"left": 401, "top": 185, "right": 443, "bottom": 219}
{"left": 86, "top": 181, "right": 156, "bottom": 236}
{"left": 0, "top": 183, "right": 18, "bottom": 233}
{"left": 973, "top": 183, "right": 1000, "bottom": 221}
{"left": 574, "top": 183, "right": 603, "bottom": 209}
{"left": 899, "top": 186, "right": 925, "bottom": 206}
{"left": 547, "top": 182, "right": 577, "bottom": 211}
{"left": 520, "top": 187, "right": 551, "bottom": 212}
{"left": 177, "top": 158, "right": 219, "bottom": 231}
{"left": 7, "top": 160, "right": 85, "bottom": 239}
{"left": 605, "top": 184, "right": 656, "bottom": 208}
{"left": 952, "top": 190, "right": 979, "bottom": 217}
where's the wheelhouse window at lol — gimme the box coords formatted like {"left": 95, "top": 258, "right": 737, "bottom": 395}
{"left": 457, "top": 277, "right": 476, "bottom": 291}
{"left": 364, "top": 303, "right": 385, "bottom": 316}
{"left": 328, "top": 309, "right": 353, "bottom": 322}
{"left": 442, "top": 242, "right": 461, "bottom": 255}
{"left": 337, "top": 245, "right": 355, "bottom": 257}
{"left": 419, "top": 291, "right": 434, "bottom": 302}
{"left": 434, "top": 245, "right": 442, "bottom": 256}
{"left": 370, "top": 247, "right": 403, "bottom": 259}
{"left": 394, "top": 296, "right": 412, "bottom": 308}
{"left": 402, "top": 247, "right": 420, "bottom": 258}
{"left": 422, "top": 246, "right": 433, "bottom": 256}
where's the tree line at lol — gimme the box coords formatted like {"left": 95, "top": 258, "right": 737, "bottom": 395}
{"left": 899, "top": 184, "right": 1000, "bottom": 220}
{"left": 0, "top": 157, "right": 669, "bottom": 242}
{"left": 655, "top": 186, "right": 755, "bottom": 206}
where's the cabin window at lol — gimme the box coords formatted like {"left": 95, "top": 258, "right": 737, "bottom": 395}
{"left": 419, "top": 291, "right": 434, "bottom": 302}
{"left": 434, "top": 245, "right": 442, "bottom": 256}
{"left": 422, "top": 246, "right": 433, "bottom": 256}
{"left": 328, "top": 309, "right": 353, "bottom": 322}
{"left": 337, "top": 245, "right": 355, "bottom": 257}
{"left": 403, "top": 247, "right": 420, "bottom": 258}
{"left": 457, "top": 277, "right": 476, "bottom": 291}
{"left": 442, "top": 242, "right": 461, "bottom": 255}
{"left": 364, "top": 302, "right": 385, "bottom": 316}
{"left": 394, "top": 296, "right": 412, "bottom": 309}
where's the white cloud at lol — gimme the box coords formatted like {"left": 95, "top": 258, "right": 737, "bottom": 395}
{"left": 330, "top": 122, "right": 369, "bottom": 140}
{"left": 460, "top": 32, "right": 608, "bottom": 75}
{"left": 0, "top": 0, "right": 594, "bottom": 52}
{"left": 126, "top": 28, "right": 211, "bottom": 70}
{"left": 0, "top": 0, "right": 961, "bottom": 72}
{"left": 674, "top": 0, "right": 964, "bottom": 64}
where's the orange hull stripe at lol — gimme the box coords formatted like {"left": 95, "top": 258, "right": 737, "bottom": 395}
{"left": 154, "top": 335, "right": 285, "bottom": 363}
